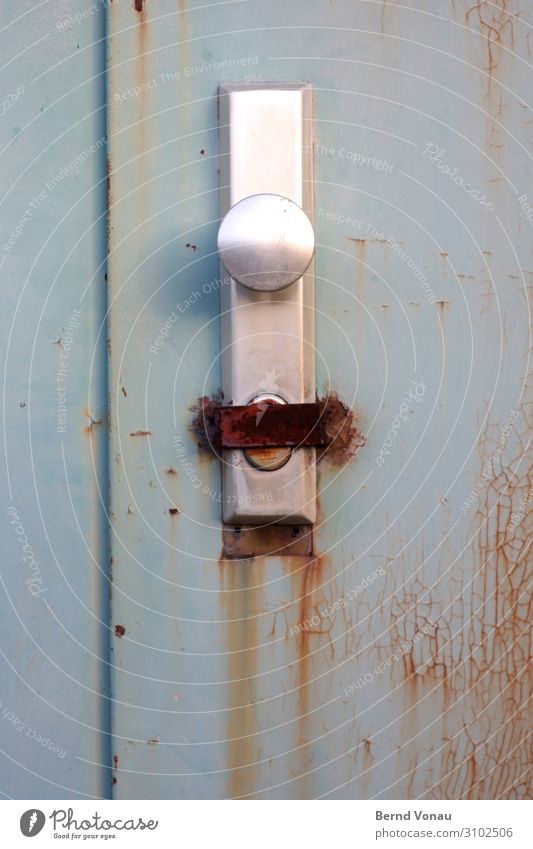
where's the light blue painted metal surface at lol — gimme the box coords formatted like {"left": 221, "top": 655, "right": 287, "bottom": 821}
{"left": 104, "top": 0, "right": 530, "bottom": 800}
{"left": 1, "top": 2, "right": 109, "bottom": 798}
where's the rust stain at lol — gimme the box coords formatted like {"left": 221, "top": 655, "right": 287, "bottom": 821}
{"left": 219, "top": 557, "right": 262, "bottom": 798}
{"left": 288, "top": 551, "right": 332, "bottom": 797}
{"left": 131, "top": 0, "right": 149, "bottom": 252}
{"left": 316, "top": 395, "right": 366, "bottom": 464}
{"left": 108, "top": 556, "right": 113, "bottom": 601}
{"left": 129, "top": 429, "right": 152, "bottom": 437}
{"left": 464, "top": 1, "right": 515, "bottom": 91}
{"left": 106, "top": 153, "right": 113, "bottom": 273}
{"left": 112, "top": 754, "right": 118, "bottom": 787}
{"left": 295, "top": 557, "right": 315, "bottom": 770}
{"left": 222, "top": 524, "right": 313, "bottom": 559}
{"left": 83, "top": 409, "right": 103, "bottom": 435}
{"left": 114, "top": 624, "right": 126, "bottom": 638}
{"left": 362, "top": 738, "right": 374, "bottom": 774}
{"left": 217, "top": 493, "right": 324, "bottom": 797}
{"left": 189, "top": 393, "right": 223, "bottom": 451}
{"left": 165, "top": 466, "right": 178, "bottom": 475}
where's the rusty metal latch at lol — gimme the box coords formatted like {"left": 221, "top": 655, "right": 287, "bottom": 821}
{"left": 216, "top": 401, "right": 338, "bottom": 449}
{"left": 194, "top": 394, "right": 363, "bottom": 459}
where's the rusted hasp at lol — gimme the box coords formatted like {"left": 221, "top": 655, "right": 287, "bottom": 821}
{"left": 216, "top": 401, "right": 340, "bottom": 449}
{"left": 193, "top": 393, "right": 364, "bottom": 462}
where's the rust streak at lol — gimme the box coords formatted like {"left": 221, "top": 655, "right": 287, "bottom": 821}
{"left": 289, "top": 552, "right": 331, "bottom": 797}
{"left": 219, "top": 557, "right": 262, "bottom": 798}
{"left": 465, "top": 1, "right": 514, "bottom": 87}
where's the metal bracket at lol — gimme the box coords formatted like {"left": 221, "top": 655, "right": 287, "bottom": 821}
{"left": 218, "top": 83, "right": 315, "bottom": 526}
{"left": 216, "top": 402, "right": 337, "bottom": 448}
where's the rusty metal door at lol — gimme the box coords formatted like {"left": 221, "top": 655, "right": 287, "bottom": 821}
{"left": 107, "top": 0, "right": 532, "bottom": 799}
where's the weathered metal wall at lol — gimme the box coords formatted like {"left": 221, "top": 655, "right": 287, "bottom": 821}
{"left": 0, "top": 3, "right": 109, "bottom": 797}
{"left": 107, "top": 0, "right": 532, "bottom": 798}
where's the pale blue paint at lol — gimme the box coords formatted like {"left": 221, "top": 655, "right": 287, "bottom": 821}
{"left": 0, "top": 2, "right": 109, "bottom": 798}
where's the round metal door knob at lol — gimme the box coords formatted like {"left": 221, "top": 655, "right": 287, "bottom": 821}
{"left": 217, "top": 193, "right": 314, "bottom": 292}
